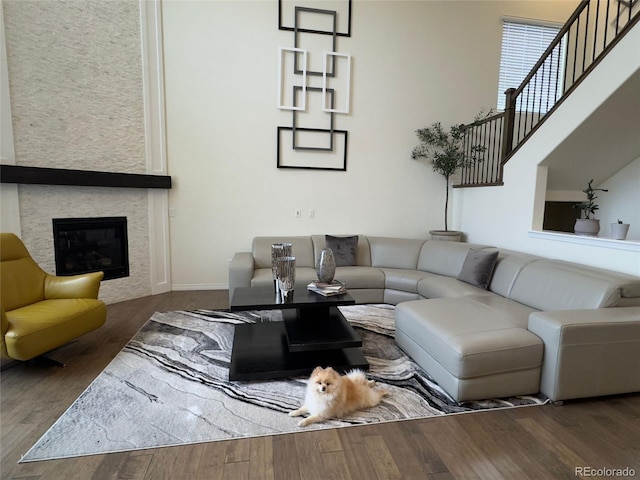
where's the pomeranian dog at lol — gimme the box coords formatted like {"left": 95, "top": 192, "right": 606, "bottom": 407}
{"left": 289, "top": 366, "right": 388, "bottom": 427}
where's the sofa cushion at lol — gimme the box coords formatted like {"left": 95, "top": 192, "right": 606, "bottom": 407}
{"left": 326, "top": 235, "right": 358, "bottom": 266}
{"left": 550, "top": 260, "right": 640, "bottom": 305}
{"left": 459, "top": 294, "right": 538, "bottom": 329}
{"left": 368, "top": 236, "right": 426, "bottom": 269}
{"left": 457, "top": 249, "right": 499, "bottom": 289}
{"left": 252, "top": 236, "right": 315, "bottom": 269}
{"left": 395, "top": 298, "right": 543, "bottom": 380}
{"left": 510, "top": 260, "right": 624, "bottom": 310}
{"left": 417, "top": 274, "right": 493, "bottom": 299}
{"left": 334, "top": 266, "right": 385, "bottom": 290}
{"left": 487, "top": 249, "right": 542, "bottom": 298}
{"left": 380, "top": 268, "right": 431, "bottom": 294}
{"left": 311, "top": 235, "right": 371, "bottom": 267}
{"left": 250, "top": 267, "right": 318, "bottom": 289}
{"left": 417, "top": 241, "right": 491, "bottom": 277}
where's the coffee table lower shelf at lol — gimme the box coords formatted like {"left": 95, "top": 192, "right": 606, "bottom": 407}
{"left": 229, "top": 322, "right": 369, "bottom": 381}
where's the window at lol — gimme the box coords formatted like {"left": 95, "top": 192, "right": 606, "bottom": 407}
{"left": 497, "top": 19, "right": 566, "bottom": 112}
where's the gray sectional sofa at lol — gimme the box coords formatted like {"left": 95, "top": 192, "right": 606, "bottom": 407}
{"left": 229, "top": 235, "right": 640, "bottom": 403}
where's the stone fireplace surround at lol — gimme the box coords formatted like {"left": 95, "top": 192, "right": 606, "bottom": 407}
{"left": 20, "top": 184, "right": 152, "bottom": 305}
{"left": 3, "top": 165, "right": 172, "bottom": 305}
{"left": 2, "top": 0, "right": 170, "bottom": 305}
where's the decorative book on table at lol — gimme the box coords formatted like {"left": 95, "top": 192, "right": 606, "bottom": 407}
{"left": 307, "top": 280, "right": 347, "bottom": 296}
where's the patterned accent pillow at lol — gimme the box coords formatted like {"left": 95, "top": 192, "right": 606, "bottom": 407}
{"left": 325, "top": 235, "right": 358, "bottom": 267}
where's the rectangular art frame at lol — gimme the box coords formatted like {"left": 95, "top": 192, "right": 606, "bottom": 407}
{"left": 278, "top": 0, "right": 352, "bottom": 37}
{"left": 278, "top": 46, "right": 307, "bottom": 110}
{"left": 322, "top": 52, "right": 351, "bottom": 114}
{"left": 292, "top": 86, "right": 335, "bottom": 151}
{"left": 277, "top": 127, "right": 348, "bottom": 171}
{"left": 294, "top": 7, "right": 337, "bottom": 76}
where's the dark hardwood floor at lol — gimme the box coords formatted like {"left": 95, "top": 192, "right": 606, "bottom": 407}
{"left": 1, "top": 291, "right": 639, "bottom": 479}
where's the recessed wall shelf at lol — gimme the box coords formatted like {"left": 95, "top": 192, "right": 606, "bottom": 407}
{"left": 0, "top": 165, "right": 172, "bottom": 189}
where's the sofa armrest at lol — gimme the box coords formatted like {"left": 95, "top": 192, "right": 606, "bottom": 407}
{"left": 229, "top": 252, "right": 255, "bottom": 298}
{"left": 528, "top": 307, "right": 640, "bottom": 402}
{"left": 44, "top": 271, "right": 104, "bottom": 299}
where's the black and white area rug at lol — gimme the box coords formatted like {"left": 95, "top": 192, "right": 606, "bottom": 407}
{"left": 21, "top": 305, "right": 547, "bottom": 462}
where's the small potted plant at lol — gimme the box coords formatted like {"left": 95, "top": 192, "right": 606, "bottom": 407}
{"left": 611, "top": 219, "right": 630, "bottom": 240}
{"left": 412, "top": 111, "right": 489, "bottom": 241}
{"left": 574, "top": 179, "right": 608, "bottom": 236}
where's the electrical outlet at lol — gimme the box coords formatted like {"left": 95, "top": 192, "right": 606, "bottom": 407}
{"left": 295, "top": 209, "right": 302, "bottom": 218}
{"left": 308, "top": 209, "right": 315, "bottom": 218}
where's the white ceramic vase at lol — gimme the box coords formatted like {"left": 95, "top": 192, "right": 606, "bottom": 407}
{"left": 574, "top": 219, "right": 600, "bottom": 236}
{"left": 610, "top": 223, "right": 630, "bottom": 240}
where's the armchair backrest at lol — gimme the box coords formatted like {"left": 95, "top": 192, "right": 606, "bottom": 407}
{"left": 0, "top": 233, "right": 47, "bottom": 311}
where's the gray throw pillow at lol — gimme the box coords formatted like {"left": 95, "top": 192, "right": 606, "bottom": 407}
{"left": 325, "top": 235, "right": 358, "bottom": 267}
{"left": 457, "top": 249, "right": 499, "bottom": 290}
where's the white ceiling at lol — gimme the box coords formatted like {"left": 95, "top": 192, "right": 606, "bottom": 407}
{"left": 542, "top": 68, "right": 640, "bottom": 191}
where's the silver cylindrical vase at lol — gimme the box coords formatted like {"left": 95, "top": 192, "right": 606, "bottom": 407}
{"left": 275, "top": 255, "right": 296, "bottom": 302}
{"left": 271, "top": 243, "right": 292, "bottom": 292}
{"left": 316, "top": 248, "right": 336, "bottom": 284}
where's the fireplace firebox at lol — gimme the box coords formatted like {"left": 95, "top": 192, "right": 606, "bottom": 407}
{"left": 52, "top": 217, "right": 129, "bottom": 280}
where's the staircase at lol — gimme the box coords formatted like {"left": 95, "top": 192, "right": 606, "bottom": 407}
{"left": 456, "top": 0, "right": 640, "bottom": 188}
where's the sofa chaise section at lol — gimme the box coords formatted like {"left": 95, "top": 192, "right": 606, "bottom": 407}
{"left": 396, "top": 252, "right": 640, "bottom": 402}
{"left": 395, "top": 295, "right": 543, "bottom": 402}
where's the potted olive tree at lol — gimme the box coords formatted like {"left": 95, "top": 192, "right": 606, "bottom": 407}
{"left": 574, "top": 179, "right": 608, "bottom": 236}
{"left": 412, "top": 114, "right": 488, "bottom": 241}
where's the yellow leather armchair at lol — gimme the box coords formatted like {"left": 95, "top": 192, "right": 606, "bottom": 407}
{"left": 0, "top": 233, "right": 107, "bottom": 362}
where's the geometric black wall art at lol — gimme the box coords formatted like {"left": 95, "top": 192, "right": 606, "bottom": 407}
{"left": 277, "top": 2, "right": 352, "bottom": 170}
{"left": 279, "top": 0, "right": 352, "bottom": 37}
{"left": 277, "top": 127, "right": 348, "bottom": 171}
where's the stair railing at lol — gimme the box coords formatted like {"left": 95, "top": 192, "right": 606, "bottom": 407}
{"left": 457, "top": 0, "right": 640, "bottom": 188}
{"left": 458, "top": 112, "right": 505, "bottom": 187}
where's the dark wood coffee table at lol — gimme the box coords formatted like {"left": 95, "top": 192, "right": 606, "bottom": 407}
{"left": 228, "top": 286, "right": 368, "bottom": 381}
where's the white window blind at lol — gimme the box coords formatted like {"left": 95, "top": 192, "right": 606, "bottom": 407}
{"left": 497, "top": 19, "right": 565, "bottom": 112}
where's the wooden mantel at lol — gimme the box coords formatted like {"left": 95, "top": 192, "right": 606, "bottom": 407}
{"left": 0, "top": 165, "right": 172, "bottom": 189}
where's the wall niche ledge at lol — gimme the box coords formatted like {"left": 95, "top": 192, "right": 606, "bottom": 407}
{"left": 0, "top": 165, "right": 171, "bottom": 189}
{"left": 528, "top": 230, "right": 640, "bottom": 252}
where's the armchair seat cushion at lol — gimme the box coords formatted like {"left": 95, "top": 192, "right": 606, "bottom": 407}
{"left": 5, "top": 299, "right": 107, "bottom": 361}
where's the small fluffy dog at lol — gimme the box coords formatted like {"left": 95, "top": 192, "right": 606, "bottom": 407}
{"left": 289, "top": 366, "right": 388, "bottom": 427}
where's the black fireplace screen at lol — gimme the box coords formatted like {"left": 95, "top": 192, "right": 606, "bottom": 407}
{"left": 52, "top": 217, "right": 129, "bottom": 280}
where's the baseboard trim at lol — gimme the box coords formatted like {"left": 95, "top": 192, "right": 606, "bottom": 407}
{"left": 172, "top": 283, "right": 229, "bottom": 291}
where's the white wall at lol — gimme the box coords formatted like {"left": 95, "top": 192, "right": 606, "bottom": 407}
{"left": 162, "top": 0, "right": 577, "bottom": 289}
{"left": 597, "top": 156, "right": 640, "bottom": 241}
{"left": 458, "top": 23, "right": 640, "bottom": 276}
